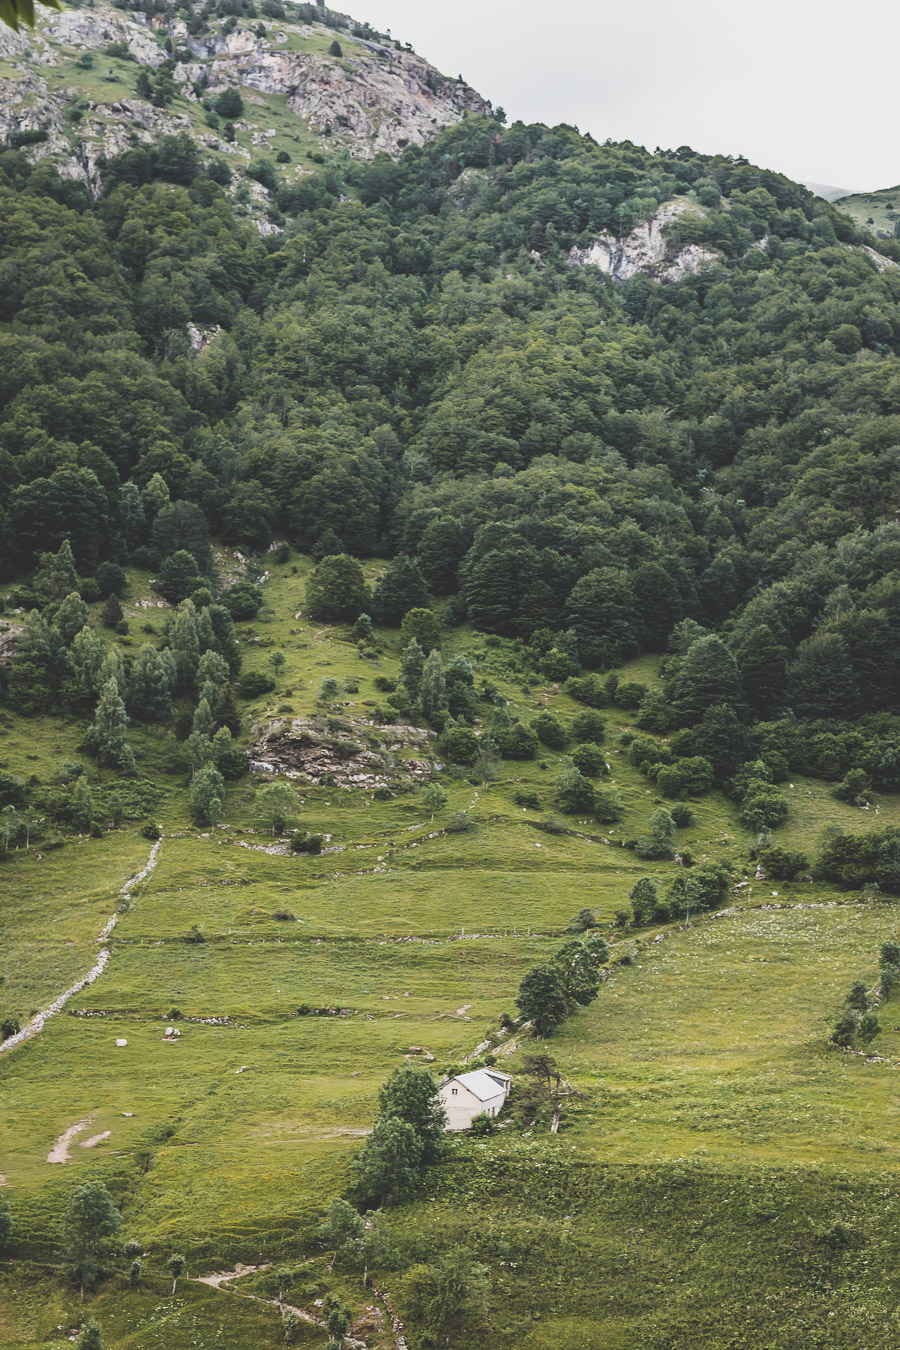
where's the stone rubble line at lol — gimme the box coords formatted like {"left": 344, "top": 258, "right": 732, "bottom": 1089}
{"left": 0, "top": 838, "right": 163, "bottom": 1058}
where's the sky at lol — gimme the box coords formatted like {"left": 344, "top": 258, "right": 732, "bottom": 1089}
{"left": 357, "top": 0, "right": 897, "bottom": 193}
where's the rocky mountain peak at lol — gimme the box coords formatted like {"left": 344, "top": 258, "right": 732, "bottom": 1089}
{"left": 0, "top": 0, "right": 492, "bottom": 205}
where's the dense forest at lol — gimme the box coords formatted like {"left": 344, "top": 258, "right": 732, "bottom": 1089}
{"left": 2, "top": 115, "right": 900, "bottom": 810}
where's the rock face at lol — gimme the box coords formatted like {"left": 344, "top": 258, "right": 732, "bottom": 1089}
{"left": 569, "top": 200, "right": 722, "bottom": 282}
{"left": 0, "top": 1, "right": 490, "bottom": 199}
{"left": 250, "top": 715, "right": 439, "bottom": 789}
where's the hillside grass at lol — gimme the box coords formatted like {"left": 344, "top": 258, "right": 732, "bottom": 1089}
{"left": 3, "top": 556, "right": 900, "bottom": 1346}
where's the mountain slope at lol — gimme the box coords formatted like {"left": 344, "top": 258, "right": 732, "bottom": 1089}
{"left": 0, "top": 0, "right": 490, "bottom": 203}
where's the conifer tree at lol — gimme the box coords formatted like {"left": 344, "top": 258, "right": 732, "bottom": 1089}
{"left": 213, "top": 682, "right": 241, "bottom": 735}
{"left": 34, "top": 539, "right": 78, "bottom": 605}
{"left": 171, "top": 601, "right": 200, "bottom": 691}
{"left": 400, "top": 638, "right": 425, "bottom": 699}
{"left": 192, "top": 697, "right": 215, "bottom": 739}
{"left": 128, "top": 645, "right": 172, "bottom": 721}
{"left": 118, "top": 482, "right": 146, "bottom": 548}
{"left": 70, "top": 776, "right": 94, "bottom": 831}
{"left": 70, "top": 627, "right": 107, "bottom": 702}
{"left": 189, "top": 763, "right": 225, "bottom": 826}
{"left": 212, "top": 725, "right": 245, "bottom": 779}
{"left": 56, "top": 591, "right": 89, "bottom": 644}
{"left": 142, "top": 473, "right": 170, "bottom": 521}
{"left": 668, "top": 635, "right": 743, "bottom": 724}
{"left": 371, "top": 555, "right": 430, "bottom": 624}
{"left": 89, "top": 678, "right": 136, "bottom": 773}
{"left": 736, "top": 624, "right": 789, "bottom": 718}
{"left": 418, "top": 649, "right": 447, "bottom": 722}
{"left": 100, "top": 593, "right": 123, "bottom": 630}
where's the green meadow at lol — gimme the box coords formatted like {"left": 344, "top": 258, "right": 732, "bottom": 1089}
{"left": 2, "top": 553, "right": 900, "bottom": 1348}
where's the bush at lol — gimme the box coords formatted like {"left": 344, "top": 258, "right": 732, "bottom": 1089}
{"left": 513, "top": 790, "right": 540, "bottom": 809}
{"left": 494, "top": 722, "right": 539, "bottom": 760}
{"left": 238, "top": 671, "right": 276, "bottom": 699}
{"left": 531, "top": 711, "right": 567, "bottom": 750}
{"left": 593, "top": 786, "right": 624, "bottom": 823}
{"left": 565, "top": 674, "right": 606, "bottom": 707}
{"left": 571, "top": 741, "right": 606, "bottom": 776}
{"left": 571, "top": 709, "right": 606, "bottom": 743}
{"left": 615, "top": 680, "right": 648, "bottom": 708}
{"left": 670, "top": 803, "right": 694, "bottom": 828}
{"left": 758, "top": 846, "right": 809, "bottom": 880}
{"left": 222, "top": 583, "right": 263, "bottom": 620}
{"left": 656, "top": 756, "right": 714, "bottom": 798}
{"left": 290, "top": 834, "right": 323, "bottom": 855}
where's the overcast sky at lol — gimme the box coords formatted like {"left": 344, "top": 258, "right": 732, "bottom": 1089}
{"left": 358, "top": 0, "right": 897, "bottom": 193}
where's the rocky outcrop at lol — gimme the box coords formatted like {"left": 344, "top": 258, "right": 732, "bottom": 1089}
{"left": 569, "top": 199, "right": 722, "bottom": 282}
{"left": 250, "top": 715, "right": 439, "bottom": 789}
{"left": 0, "top": 1, "right": 490, "bottom": 203}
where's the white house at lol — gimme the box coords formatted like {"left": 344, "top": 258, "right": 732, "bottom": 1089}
{"left": 439, "top": 1068, "right": 512, "bottom": 1131}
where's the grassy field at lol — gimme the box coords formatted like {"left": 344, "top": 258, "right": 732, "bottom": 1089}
{"left": 2, "top": 551, "right": 900, "bottom": 1348}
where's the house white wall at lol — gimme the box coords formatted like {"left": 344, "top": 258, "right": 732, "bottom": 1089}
{"left": 439, "top": 1070, "right": 511, "bottom": 1130}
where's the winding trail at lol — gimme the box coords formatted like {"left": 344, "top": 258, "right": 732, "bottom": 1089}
{"left": 0, "top": 838, "right": 163, "bottom": 1059}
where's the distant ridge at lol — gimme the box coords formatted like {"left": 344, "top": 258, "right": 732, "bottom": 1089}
{"left": 803, "top": 181, "right": 859, "bottom": 202}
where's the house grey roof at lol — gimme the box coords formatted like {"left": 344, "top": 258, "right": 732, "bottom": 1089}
{"left": 448, "top": 1068, "right": 511, "bottom": 1102}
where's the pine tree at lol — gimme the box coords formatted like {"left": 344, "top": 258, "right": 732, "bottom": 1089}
{"left": 305, "top": 554, "right": 370, "bottom": 622}
{"left": 56, "top": 591, "right": 89, "bottom": 644}
{"left": 400, "top": 638, "right": 425, "bottom": 699}
{"left": 212, "top": 726, "right": 246, "bottom": 779}
{"left": 70, "top": 627, "right": 107, "bottom": 702}
{"left": 153, "top": 550, "right": 204, "bottom": 605}
{"left": 142, "top": 472, "right": 170, "bottom": 521}
{"left": 197, "top": 650, "right": 229, "bottom": 707}
{"left": 371, "top": 555, "right": 430, "bottom": 624}
{"left": 100, "top": 593, "right": 123, "bottom": 630}
{"left": 668, "top": 635, "right": 743, "bottom": 724}
{"left": 737, "top": 624, "right": 789, "bottom": 718}
{"left": 418, "top": 649, "right": 447, "bottom": 722}
{"left": 70, "top": 776, "right": 94, "bottom": 832}
{"left": 189, "top": 764, "right": 225, "bottom": 826}
{"left": 192, "top": 697, "right": 215, "bottom": 739}
{"left": 351, "top": 612, "right": 375, "bottom": 644}
{"left": 118, "top": 482, "right": 146, "bottom": 548}
{"left": 89, "top": 678, "right": 136, "bottom": 773}
{"left": 34, "top": 539, "right": 78, "bottom": 605}
{"left": 171, "top": 601, "right": 200, "bottom": 692}
{"left": 213, "top": 682, "right": 241, "bottom": 735}
{"left": 128, "top": 645, "right": 172, "bottom": 721}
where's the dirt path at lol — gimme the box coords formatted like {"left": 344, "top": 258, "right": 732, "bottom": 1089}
{"left": 192, "top": 1265, "right": 324, "bottom": 1328}
{"left": 313, "top": 625, "right": 334, "bottom": 642}
{"left": 0, "top": 838, "right": 163, "bottom": 1060}
{"left": 47, "top": 1116, "right": 96, "bottom": 1164}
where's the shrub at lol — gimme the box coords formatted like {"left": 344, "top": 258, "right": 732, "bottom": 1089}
{"left": 571, "top": 741, "right": 606, "bottom": 776}
{"left": 571, "top": 709, "right": 606, "bottom": 743}
{"left": 758, "top": 846, "right": 809, "bottom": 880}
{"left": 670, "top": 803, "right": 694, "bottom": 828}
{"left": 615, "top": 680, "right": 648, "bottom": 708}
{"left": 238, "top": 671, "right": 276, "bottom": 699}
{"left": 514, "top": 790, "right": 540, "bottom": 809}
{"left": 593, "top": 787, "right": 624, "bottom": 823}
{"left": 564, "top": 673, "right": 606, "bottom": 707}
{"left": 290, "top": 834, "right": 323, "bottom": 854}
{"left": 531, "top": 711, "right": 567, "bottom": 750}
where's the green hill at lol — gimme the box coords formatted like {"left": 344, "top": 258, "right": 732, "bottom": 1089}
{"left": 3, "top": 10, "right": 900, "bottom": 1348}
{"left": 834, "top": 184, "right": 900, "bottom": 238}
